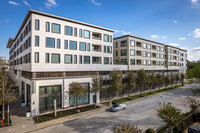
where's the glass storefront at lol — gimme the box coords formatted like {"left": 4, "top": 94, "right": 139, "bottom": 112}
{"left": 39, "top": 85, "right": 61, "bottom": 112}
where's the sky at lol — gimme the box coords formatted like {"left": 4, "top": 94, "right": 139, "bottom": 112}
{"left": 0, "top": 0, "right": 200, "bottom": 61}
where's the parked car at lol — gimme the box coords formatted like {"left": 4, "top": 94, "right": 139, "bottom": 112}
{"left": 110, "top": 103, "right": 126, "bottom": 112}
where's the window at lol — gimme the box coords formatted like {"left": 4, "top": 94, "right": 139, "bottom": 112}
{"left": 147, "top": 44, "right": 151, "bottom": 49}
{"left": 130, "top": 49, "right": 135, "bottom": 56}
{"left": 92, "top": 57, "right": 101, "bottom": 64}
{"left": 107, "top": 46, "right": 112, "bottom": 53}
{"left": 46, "top": 37, "right": 55, "bottom": 48}
{"left": 79, "top": 42, "right": 86, "bottom": 51}
{"left": 51, "top": 54, "right": 60, "bottom": 63}
{"left": 110, "top": 35, "right": 112, "bottom": 42}
{"left": 52, "top": 23, "right": 60, "bottom": 33}
{"left": 64, "top": 40, "right": 68, "bottom": 49}
{"left": 35, "top": 20, "right": 39, "bottom": 30}
{"left": 84, "top": 56, "right": 90, "bottom": 64}
{"left": 57, "top": 39, "right": 60, "bottom": 48}
{"left": 65, "top": 26, "right": 73, "bottom": 35}
{"left": 143, "top": 51, "right": 146, "bottom": 57}
{"left": 116, "top": 51, "right": 118, "bottom": 56}
{"left": 87, "top": 43, "right": 90, "bottom": 51}
{"left": 45, "top": 53, "right": 50, "bottom": 63}
{"left": 130, "top": 59, "right": 135, "bottom": 65}
{"left": 161, "top": 47, "right": 164, "bottom": 52}
{"left": 74, "top": 55, "right": 77, "bottom": 64}
{"left": 79, "top": 29, "right": 82, "bottom": 37}
{"left": 104, "top": 34, "right": 109, "bottom": 42}
{"left": 35, "top": 52, "right": 39, "bottom": 63}
{"left": 161, "top": 54, "right": 164, "bottom": 59}
{"left": 46, "top": 22, "right": 50, "bottom": 32}
{"left": 35, "top": 36, "right": 39, "bottom": 46}
{"left": 157, "top": 53, "right": 160, "bottom": 58}
{"left": 121, "top": 40, "right": 127, "bottom": 47}
{"left": 69, "top": 41, "right": 77, "bottom": 50}
{"left": 104, "top": 57, "right": 109, "bottom": 64}
{"left": 79, "top": 55, "right": 82, "bottom": 64}
{"left": 110, "top": 57, "right": 112, "bottom": 64}
{"left": 161, "top": 61, "right": 164, "bottom": 66}
{"left": 130, "top": 40, "right": 135, "bottom": 46}
{"left": 157, "top": 61, "right": 161, "bottom": 66}
{"left": 74, "top": 28, "right": 77, "bottom": 36}
{"left": 121, "top": 50, "right": 127, "bottom": 56}
{"left": 143, "top": 43, "right": 147, "bottom": 49}
{"left": 84, "top": 30, "right": 90, "bottom": 38}
{"left": 143, "top": 60, "right": 147, "bottom": 65}
{"left": 116, "top": 42, "right": 118, "bottom": 48}
{"left": 157, "top": 46, "right": 160, "bottom": 51}
{"left": 64, "top": 55, "right": 72, "bottom": 64}
{"left": 104, "top": 46, "right": 106, "bottom": 53}
{"left": 121, "top": 59, "right": 127, "bottom": 64}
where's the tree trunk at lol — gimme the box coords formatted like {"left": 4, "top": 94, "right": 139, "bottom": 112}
{"left": 94, "top": 92, "right": 97, "bottom": 108}
{"left": 2, "top": 103, "right": 5, "bottom": 120}
{"left": 150, "top": 84, "right": 152, "bottom": 93}
{"left": 128, "top": 89, "right": 131, "bottom": 99}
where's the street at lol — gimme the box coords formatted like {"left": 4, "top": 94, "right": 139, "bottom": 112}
{"left": 32, "top": 84, "right": 199, "bottom": 133}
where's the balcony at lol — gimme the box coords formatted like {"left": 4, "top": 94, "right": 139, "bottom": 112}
{"left": 152, "top": 61, "right": 156, "bottom": 66}
{"left": 92, "top": 57, "right": 101, "bottom": 64}
{"left": 92, "top": 32, "right": 102, "bottom": 40}
{"left": 152, "top": 45, "right": 156, "bottom": 50}
{"left": 136, "top": 42, "right": 142, "bottom": 47}
{"left": 92, "top": 44, "right": 102, "bottom": 52}
{"left": 136, "top": 59, "right": 142, "bottom": 65}
{"left": 152, "top": 53, "right": 156, "bottom": 58}
{"left": 136, "top": 51, "right": 142, "bottom": 56}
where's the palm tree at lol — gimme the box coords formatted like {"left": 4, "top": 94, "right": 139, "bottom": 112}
{"left": 124, "top": 71, "right": 136, "bottom": 99}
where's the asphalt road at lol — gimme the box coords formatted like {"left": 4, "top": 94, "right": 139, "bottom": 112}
{"left": 33, "top": 84, "right": 199, "bottom": 133}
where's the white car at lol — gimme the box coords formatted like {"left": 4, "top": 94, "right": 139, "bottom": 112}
{"left": 110, "top": 103, "right": 126, "bottom": 112}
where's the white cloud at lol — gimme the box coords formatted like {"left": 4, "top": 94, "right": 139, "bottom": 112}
{"left": 191, "top": 0, "right": 199, "bottom": 5}
{"left": 187, "top": 47, "right": 200, "bottom": 61}
{"left": 91, "top": 0, "right": 101, "bottom": 5}
{"left": 23, "top": 0, "right": 31, "bottom": 7}
{"left": 5, "top": 19, "right": 10, "bottom": 23}
{"left": 192, "top": 28, "right": 200, "bottom": 38}
{"left": 114, "top": 30, "right": 131, "bottom": 35}
{"left": 178, "top": 37, "right": 186, "bottom": 40}
{"left": 45, "top": 0, "right": 57, "bottom": 9}
{"left": 168, "top": 43, "right": 181, "bottom": 47}
{"left": 8, "top": 1, "right": 20, "bottom": 6}
{"left": 173, "top": 20, "right": 178, "bottom": 23}
{"left": 151, "top": 35, "right": 159, "bottom": 38}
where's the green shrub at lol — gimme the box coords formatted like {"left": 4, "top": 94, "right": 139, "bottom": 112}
{"left": 145, "top": 128, "right": 157, "bottom": 133}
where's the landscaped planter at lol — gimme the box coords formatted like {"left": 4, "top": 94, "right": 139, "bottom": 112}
{"left": 26, "top": 112, "right": 32, "bottom": 117}
{"left": 0, "top": 112, "right": 12, "bottom": 128}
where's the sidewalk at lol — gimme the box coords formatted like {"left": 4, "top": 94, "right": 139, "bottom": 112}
{"left": 0, "top": 100, "right": 37, "bottom": 133}
{"left": 34, "top": 104, "right": 107, "bottom": 130}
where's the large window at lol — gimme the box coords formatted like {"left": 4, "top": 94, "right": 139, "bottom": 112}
{"left": 69, "top": 41, "right": 77, "bottom": 50}
{"left": 52, "top": 23, "right": 60, "bottom": 33}
{"left": 64, "top": 40, "right": 68, "bottom": 49}
{"left": 79, "top": 42, "right": 86, "bottom": 51}
{"left": 35, "top": 36, "right": 39, "bottom": 46}
{"left": 84, "top": 30, "right": 90, "bottom": 38}
{"left": 46, "top": 22, "right": 50, "bottom": 32}
{"left": 104, "top": 34, "right": 109, "bottom": 42}
{"left": 107, "top": 46, "right": 112, "bottom": 53}
{"left": 130, "top": 59, "right": 135, "bottom": 65}
{"left": 143, "top": 43, "right": 147, "bottom": 49}
{"left": 121, "top": 40, "right": 127, "bottom": 47}
{"left": 147, "top": 44, "right": 151, "bottom": 49}
{"left": 57, "top": 39, "right": 60, "bottom": 48}
{"left": 121, "top": 49, "right": 127, "bottom": 56}
{"left": 45, "top": 53, "right": 50, "bottom": 63}
{"left": 39, "top": 85, "right": 61, "bottom": 112}
{"left": 130, "top": 40, "right": 135, "bottom": 46}
{"left": 69, "top": 83, "right": 89, "bottom": 106}
{"left": 46, "top": 37, "right": 55, "bottom": 48}
{"left": 130, "top": 49, "right": 135, "bottom": 56}
{"left": 35, "top": 19, "right": 39, "bottom": 30}
{"left": 51, "top": 54, "right": 60, "bottom": 63}
{"left": 65, "top": 26, "right": 73, "bottom": 35}
{"left": 35, "top": 52, "right": 39, "bottom": 63}
{"left": 64, "top": 54, "right": 72, "bottom": 64}
{"left": 84, "top": 56, "right": 90, "bottom": 64}
{"left": 104, "top": 57, "right": 109, "bottom": 64}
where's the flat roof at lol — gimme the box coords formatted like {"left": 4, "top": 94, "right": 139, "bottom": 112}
{"left": 10, "top": 9, "right": 114, "bottom": 46}
{"left": 166, "top": 45, "right": 187, "bottom": 52}
{"left": 114, "top": 34, "right": 165, "bottom": 46}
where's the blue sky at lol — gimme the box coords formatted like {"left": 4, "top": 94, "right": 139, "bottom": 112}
{"left": 0, "top": 0, "right": 200, "bottom": 61}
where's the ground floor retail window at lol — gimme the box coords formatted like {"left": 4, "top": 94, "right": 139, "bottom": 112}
{"left": 69, "top": 83, "right": 89, "bottom": 106}
{"left": 39, "top": 85, "right": 61, "bottom": 112}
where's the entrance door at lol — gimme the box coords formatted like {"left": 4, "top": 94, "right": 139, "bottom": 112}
{"left": 26, "top": 84, "right": 31, "bottom": 106}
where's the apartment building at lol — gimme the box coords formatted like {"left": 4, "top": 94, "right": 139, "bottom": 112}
{"left": 6, "top": 10, "right": 127, "bottom": 115}
{"left": 113, "top": 35, "right": 187, "bottom": 74}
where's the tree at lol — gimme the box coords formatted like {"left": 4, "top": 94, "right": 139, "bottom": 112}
{"left": 186, "top": 97, "right": 200, "bottom": 114}
{"left": 90, "top": 76, "right": 103, "bottom": 108}
{"left": 186, "top": 69, "right": 194, "bottom": 80}
{"left": 193, "top": 63, "right": 200, "bottom": 80}
{"left": 0, "top": 69, "right": 18, "bottom": 120}
{"left": 108, "top": 69, "right": 123, "bottom": 100}
{"left": 156, "top": 74, "right": 163, "bottom": 90}
{"left": 136, "top": 69, "right": 148, "bottom": 96}
{"left": 124, "top": 71, "right": 136, "bottom": 99}
{"left": 175, "top": 74, "right": 180, "bottom": 85}
{"left": 164, "top": 76, "right": 171, "bottom": 87}
{"left": 145, "top": 128, "right": 157, "bottom": 133}
{"left": 69, "top": 82, "right": 87, "bottom": 109}
{"left": 155, "top": 103, "right": 184, "bottom": 133}
{"left": 149, "top": 72, "right": 157, "bottom": 93}
{"left": 180, "top": 73, "right": 185, "bottom": 86}
{"left": 113, "top": 122, "right": 142, "bottom": 133}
